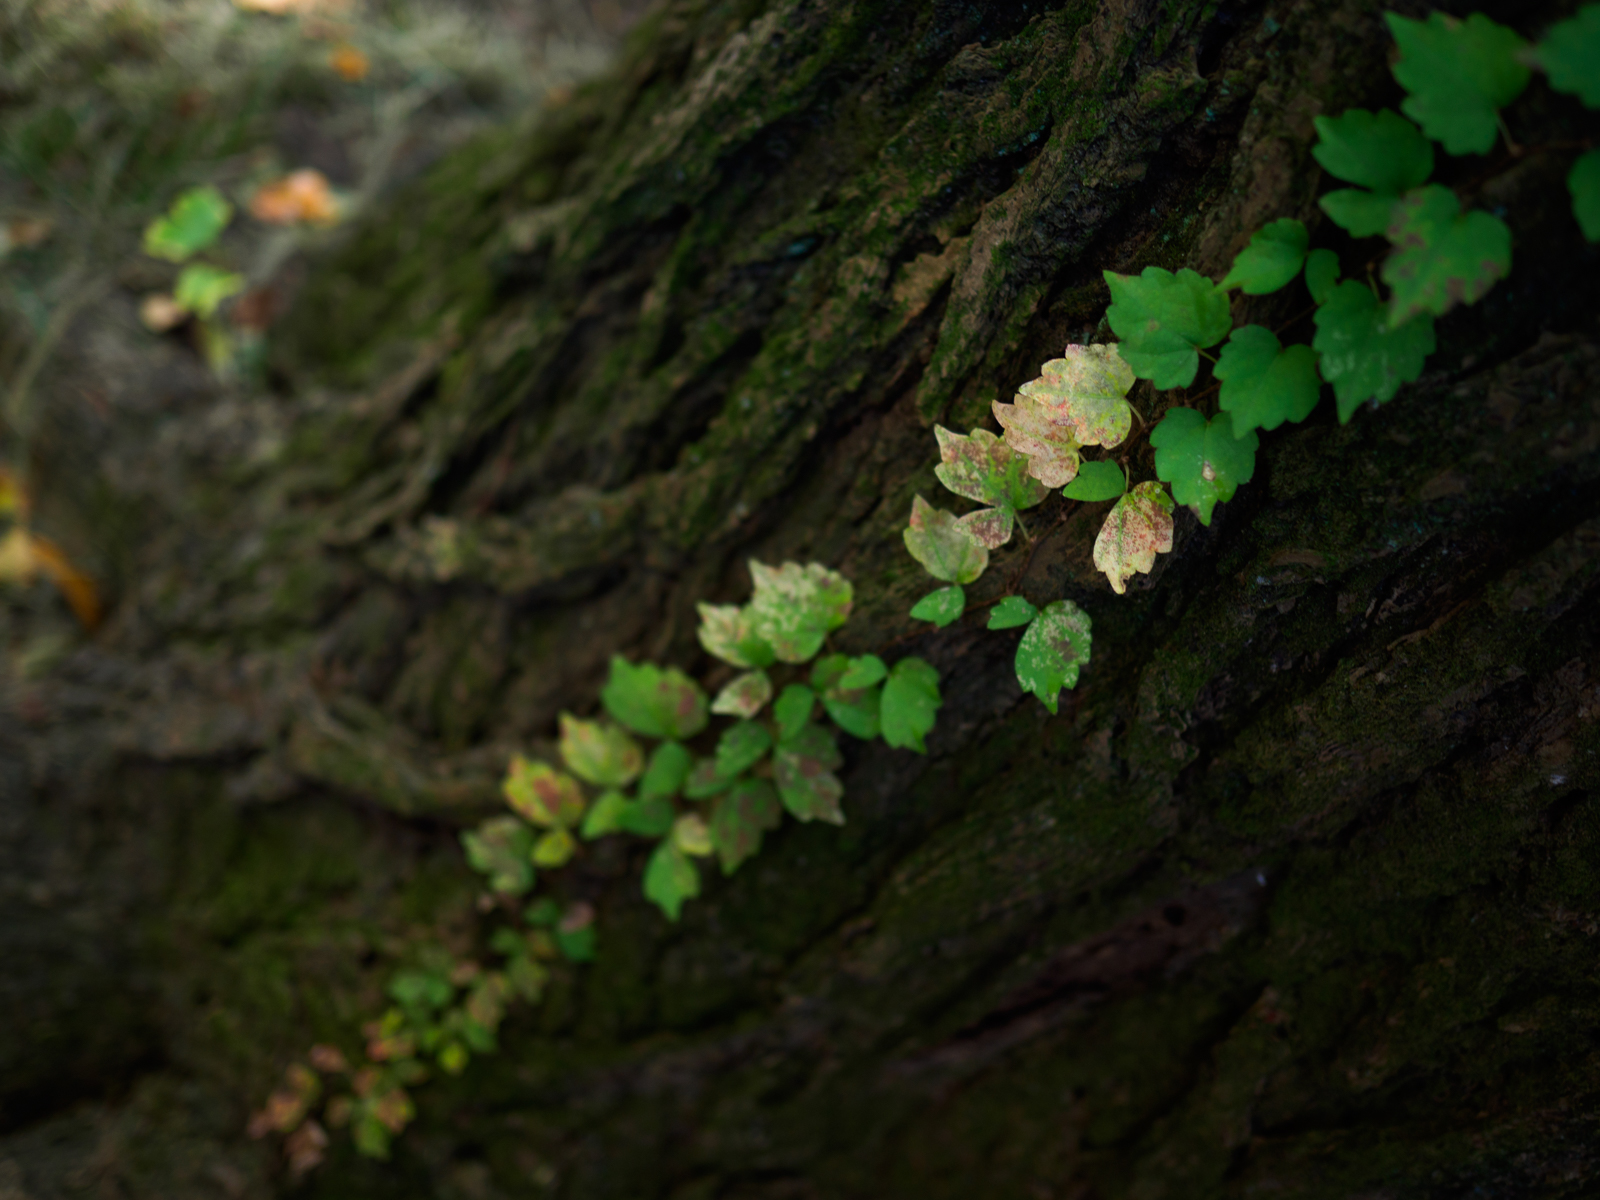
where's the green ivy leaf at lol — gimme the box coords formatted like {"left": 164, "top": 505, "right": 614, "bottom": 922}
{"left": 1311, "top": 281, "right": 1436, "bottom": 422}
{"left": 173, "top": 263, "right": 244, "bottom": 318}
{"left": 1214, "top": 325, "right": 1321, "bottom": 435}
{"left": 710, "top": 778, "right": 784, "bottom": 874}
{"left": 1061, "top": 460, "right": 1126, "bottom": 502}
{"left": 838, "top": 655, "right": 888, "bottom": 690}
{"left": 1150, "top": 408, "right": 1258, "bottom": 526}
{"left": 910, "top": 584, "right": 966, "bottom": 627}
{"left": 696, "top": 604, "right": 777, "bottom": 668}
{"left": 1320, "top": 189, "right": 1404, "bottom": 239}
{"left": 987, "top": 596, "right": 1039, "bottom": 630}
{"left": 933, "top": 426, "right": 1049, "bottom": 548}
{"left": 579, "top": 789, "right": 627, "bottom": 837}
{"left": 880, "top": 657, "right": 942, "bottom": 754}
{"left": 746, "top": 561, "right": 853, "bottom": 663}
{"left": 1220, "top": 218, "right": 1309, "bottom": 294}
{"left": 1569, "top": 150, "right": 1600, "bottom": 243}
{"left": 1535, "top": 8, "right": 1600, "bottom": 107}
{"left": 1304, "top": 248, "right": 1341, "bottom": 305}
{"left": 773, "top": 724, "right": 845, "bottom": 823}
{"left": 639, "top": 741, "right": 693, "bottom": 801}
{"left": 601, "top": 657, "right": 709, "bottom": 740}
{"left": 710, "top": 670, "right": 773, "bottom": 719}
{"left": 1103, "top": 267, "right": 1232, "bottom": 389}
{"left": 1381, "top": 184, "right": 1511, "bottom": 325}
{"left": 618, "top": 796, "right": 676, "bottom": 837}
{"left": 461, "top": 817, "right": 536, "bottom": 895}
{"left": 1014, "top": 600, "right": 1093, "bottom": 714}
{"left": 672, "top": 813, "right": 714, "bottom": 857}
{"left": 684, "top": 758, "right": 733, "bottom": 800}
{"left": 554, "top": 924, "right": 597, "bottom": 963}
{"left": 643, "top": 841, "right": 699, "bottom": 921}
{"left": 558, "top": 714, "right": 644, "bottom": 787}
{"left": 1386, "top": 12, "right": 1530, "bottom": 156}
{"left": 1093, "top": 481, "right": 1175, "bottom": 595}
{"left": 1311, "top": 108, "right": 1434, "bottom": 192}
{"left": 773, "top": 684, "right": 816, "bottom": 742}
{"left": 904, "top": 494, "right": 989, "bottom": 583}
{"left": 503, "top": 756, "right": 586, "bottom": 828}
{"left": 532, "top": 826, "right": 577, "bottom": 868}
{"left": 142, "top": 185, "right": 232, "bottom": 262}
{"left": 715, "top": 720, "right": 772, "bottom": 779}
{"left": 1007, "top": 343, "right": 1136, "bottom": 448}
{"left": 812, "top": 655, "right": 883, "bottom": 740}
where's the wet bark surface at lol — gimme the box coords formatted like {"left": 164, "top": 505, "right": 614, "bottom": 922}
{"left": 3, "top": 0, "right": 1600, "bottom": 1196}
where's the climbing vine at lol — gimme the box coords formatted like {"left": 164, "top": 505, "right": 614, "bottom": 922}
{"left": 250, "top": 3, "right": 1598, "bottom": 1177}
{"left": 903, "top": 6, "right": 1599, "bottom": 709}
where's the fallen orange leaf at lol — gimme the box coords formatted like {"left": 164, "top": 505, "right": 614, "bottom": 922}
{"left": 248, "top": 170, "right": 340, "bottom": 226}
{"left": 329, "top": 43, "right": 369, "bottom": 82}
{"left": 0, "top": 527, "right": 101, "bottom": 629}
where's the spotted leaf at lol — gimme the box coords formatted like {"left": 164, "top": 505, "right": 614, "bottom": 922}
{"left": 1093, "top": 481, "right": 1175, "bottom": 595}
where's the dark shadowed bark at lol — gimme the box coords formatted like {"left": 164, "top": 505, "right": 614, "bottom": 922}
{"left": 4, "top": 0, "right": 1600, "bottom": 1196}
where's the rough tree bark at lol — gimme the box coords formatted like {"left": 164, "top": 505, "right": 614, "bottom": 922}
{"left": 4, "top": 0, "right": 1600, "bottom": 1195}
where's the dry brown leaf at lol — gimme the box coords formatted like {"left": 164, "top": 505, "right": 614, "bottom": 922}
{"left": 249, "top": 170, "right": 340, "bottom": 225}
{"left": 0, "top": 527, "right": 102, "bottom": 628}
{"left": 139, "top": 293, "right": 188, "bottom": 333}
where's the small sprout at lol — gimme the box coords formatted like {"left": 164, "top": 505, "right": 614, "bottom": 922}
{"left": 143, "top": 185, "right": 231, "bottom": 262}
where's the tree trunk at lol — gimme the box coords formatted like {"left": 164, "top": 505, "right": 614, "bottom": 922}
{"left": 5, "top": 0, "right": 1600, "bottom": 1195}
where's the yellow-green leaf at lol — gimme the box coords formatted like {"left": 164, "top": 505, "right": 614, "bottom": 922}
{"left": 746, "top": 561, "right": 853, "bottom": 663}
{"left": 1010, "top": 343, "right": 1135, "bottom": 448}
{"left": 711, "top": 670, "right": 773, "bottom": 718}
{"left": 1093, "top": 481, "right": 1174, "bottom": 595}
{"left": 502, "top": 755, "right": 586, "bottom": 828}
{"left": 558, "top": 714, "right": 644, "bottom": 787}
{"left": 143, "top": 185, "right": 232, "bottom": 262}
{"left": 904, "top": 494, "right": 988, "bottom": 583}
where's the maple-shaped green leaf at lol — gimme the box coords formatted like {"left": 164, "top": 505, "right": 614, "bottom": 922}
{"left": 1093, "top": 481, "right": 1175, "bottom": 595}
{"left": 671, "top": 812, "right": 714, "bottom": 857}
{"left": 910, "top": 584, "right": 965, "bottom": 627}
{"left": 1015, "top": 600, "right": 1092, "bottom": 714}
{"left": 987, "top": 596, "right": 1038, "bottom": 630}
{"left": 1061, "top": 460, "right": 1126, "bottom": 502}
{"left": 1304, "top": 248, "right": 1341, "bottom": 305}
{"left": 1103, "top": 267, "right": 1232, "bottom": 389}
{"left": 601, "top": 657, "right": 709, "bottom": 740}
{"left": 1214, "top": 325, "right": 1321, "bottom": 435}
{"left": 773, "top": 724, "right": 845, "bottom": 823}
{"left": 1320, "top": 189, "right": 1405, "bottom": 239}
{"left": 1311, "top": 281, "right": 1435, "bottom": 422}
{"left": 710, "top": 778, "right": 783, "bottom": 874}
{"left": 1150, "top": 408, "right": 1258, "bottom": 526}
{"left": 461, "top": 817, "right": 536, "bottom": 895}
{"left": 643, "top": 841, "right": 699, "bottom": 921}
{"left": 1535, "top": 8, "right": 1600, "bottom": 107}
{"left": 1386, "top": 12, "right": 1530, "bottom": 156}
{"left": 143, "top": 185, "right": 232, "bottom": 262}
{"left": 711, "top": 670, "right": 773, "bottom": 719}
{"left": 558, "top": 714, "right": 644, "bottom": 787}
{"left": 812, "top": 655, "right": 883, "bottom": 740}
{"left": 933, "top": 426, "right": 1049, "bottom": 548}
{"left": 1311, "top": 109, "right": 1435, "bottom": 192}
{"left": 639, "top": 741, "right": 693, "bottom": 801}
{"left": 880, "top": 656, "right": 941, "bottom": 754}
{"left": 991, "top": 393, "right": 1082, "bottom": 488}
{"left": 532, "top": 826, "right": 577, "bottom": 868}
{"left": 746, "top": 561, "right": 853, "bottom": 663}
{"left": 1221, "top": 219, "right": 1309, "bottom": 295}
{"left": 771, "top": 684, "right": 815, "bottom": 742}
{"left": 904, "top": 494, "right": 989, "bottom": 583}
{"left": 1012, "top": 343, "right": 1136, "bottom": 448}
{"left": 696, "top": 604, "right": 777, "bottom": 669}
{"left": 173, "top": 263, "right": 244, "bottom": 318}
{"left": 1569, "top": 150, "right": 1600, "bottom": 243}
{"left": 1381, "top": 185, "right": 1511, "bottom": 326}
{"left": 503, "top": 755, "right": 586, "bottom": 828}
